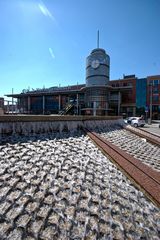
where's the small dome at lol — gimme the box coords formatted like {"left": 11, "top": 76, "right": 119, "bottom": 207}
{"left": 91, "top": 48, "right": 106, "bottom": 54}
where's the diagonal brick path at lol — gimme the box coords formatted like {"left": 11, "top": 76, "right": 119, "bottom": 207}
{"left": 87, "top": 130, "right": 160, "bottom": 207}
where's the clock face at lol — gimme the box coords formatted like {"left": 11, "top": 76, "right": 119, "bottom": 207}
{"left": 91, "top": 59, "right": 100, "bottom": 69}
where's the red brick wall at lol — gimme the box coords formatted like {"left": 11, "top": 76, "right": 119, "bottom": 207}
{"left": 110, "top": 78, "right": 136, "bottom": 104}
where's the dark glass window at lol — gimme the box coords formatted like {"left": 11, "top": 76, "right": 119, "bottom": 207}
{"left": 153, "top": 95, "right": 159, "bottom": 102}
{"left": 153, "top": 87, "right": 159, "bottom": 93}
{"left": 148, "top": 80, "right": 153, "bottom": 85}
{"left": 153, "top": 80, "right": 159, "bottom": 85}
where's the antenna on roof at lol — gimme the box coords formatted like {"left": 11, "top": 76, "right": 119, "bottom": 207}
{"left": 97, "top": 30, "right": 99, "bottom": 48}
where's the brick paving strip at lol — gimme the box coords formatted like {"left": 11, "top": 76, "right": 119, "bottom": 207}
{"left": 125, "top": 125, "right": 160, "bottom": 147}
{"left": 86, "top": 130, "right": 160, "bottom": 207}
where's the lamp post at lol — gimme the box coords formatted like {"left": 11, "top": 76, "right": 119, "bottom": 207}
{"left": 149, "top": 82, "right": 153, "bottom": 124}
{"left": 12, "top": 88, "right": 14, "bottom": 114}
{"left": 77, "top": 93, "right": 79, "bottom": 115}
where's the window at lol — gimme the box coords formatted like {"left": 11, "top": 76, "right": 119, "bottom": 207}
{"left": 148, "top": 80, "right": 153, "bottom": 85}
{"left": 153, "top": 80, "right": 159, "bottom": 85}
{"left": 153, "top": 87, "right": 159, "bottom": 94}
{"left": 153, "top": 95, "right": 159, "bottom": 102}
{"left": 149, "top": 79, "right": 160, "bottom": 85}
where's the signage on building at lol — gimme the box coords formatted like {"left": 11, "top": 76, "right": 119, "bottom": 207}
{"left": 145, "top": 106, "right": 149, "bottom": 112}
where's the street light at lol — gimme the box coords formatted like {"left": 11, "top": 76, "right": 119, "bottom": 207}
{"left": 12, "top": 88, "right": 14, "bottom": 114}
{"left": 149, "top": 82, "right": 153, "bottom": 124}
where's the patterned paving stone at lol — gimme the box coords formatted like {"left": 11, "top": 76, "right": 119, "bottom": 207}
{"left": 28, "top": 219, "right": 44, "bottom": 237}
{"left": 0, "top": 201, "right": 11, "bottom": 215}
{"left": 98, "top": 126, "right": 160, "bottom": 171}
{"left": 0, "top": 131, "right": 159, "bottom": 239}
{"left": 40, "top": 225, "right": 57, "bottom": 240}
{"left": 0, "top": 221, "right": 12, "bottom": 237}
{"left": 7, "top": 228, "right": 23, "bottom": 240}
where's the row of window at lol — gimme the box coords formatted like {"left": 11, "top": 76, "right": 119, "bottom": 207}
{"left": 86, "top": 101, "right": 107, "bottom": 109}
{"left": 148, "top": 79, "right": 160, "bottom": 85}
{"left": 111, "top": 82, "right": 133, "bottom": 87}
{"left": 86, "top": 88, "right": 107, "bottom": 96}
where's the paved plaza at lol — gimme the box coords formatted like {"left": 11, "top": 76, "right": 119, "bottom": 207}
{"left": 140, "top": 122, "right": 160, "bottom": 136}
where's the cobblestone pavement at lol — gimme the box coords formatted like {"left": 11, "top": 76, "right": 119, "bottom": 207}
{"left": 0, "top": 131, "right": 160, "bottom": 239}
{"left": 98, "top": 126, "right": 160, "bottom": 171}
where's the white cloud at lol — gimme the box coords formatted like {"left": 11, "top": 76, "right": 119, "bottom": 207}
{"left": 38, "top": 1, "right": 55, "bottom": 21}
{"left": 49, "top": 48, "right": 55, "bottom": 59}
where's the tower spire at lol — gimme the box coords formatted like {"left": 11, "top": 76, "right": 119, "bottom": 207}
{"left": 97, "top": 30, "right": 99, "bottom": 48}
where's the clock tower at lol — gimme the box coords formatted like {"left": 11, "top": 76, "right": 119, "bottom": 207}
{"left": 82, "top": 32, "right": 111, "bottom": 116}
{"left": 86, "top": 48, "right": 110, "bottom": 87}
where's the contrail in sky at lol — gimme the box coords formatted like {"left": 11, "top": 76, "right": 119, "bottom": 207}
{"left": 38, "top": 0, "right": 55, "bottom": 21}
{"left": 49, "top": 48, "right": 55, "bottom": 59}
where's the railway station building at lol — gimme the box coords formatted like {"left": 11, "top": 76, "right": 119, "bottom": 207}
{"left": 6, "top": 47, "right": 160, "bottom": 119}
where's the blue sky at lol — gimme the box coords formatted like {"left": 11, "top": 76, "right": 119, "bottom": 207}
{"left": 0, "top": 0, "right": 160, "bottom": 99}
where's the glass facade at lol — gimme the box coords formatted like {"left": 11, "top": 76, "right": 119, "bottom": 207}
{"left": 136, "top": 78, "right": 147, "bottom": 108}
{"left": 30, "top": 96, "right": 43, "bottom": 113}
{"left": 85, "top": 87, "right": 108, "bottom": 111}
{"left": 45, "top": 96, "right": 59, "bottom": 113}
{"left": 19, "top": 97, "right": 28, "bottom": 113}
{"left": 0, "top": 98, "right": 4, "bottom": 108}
